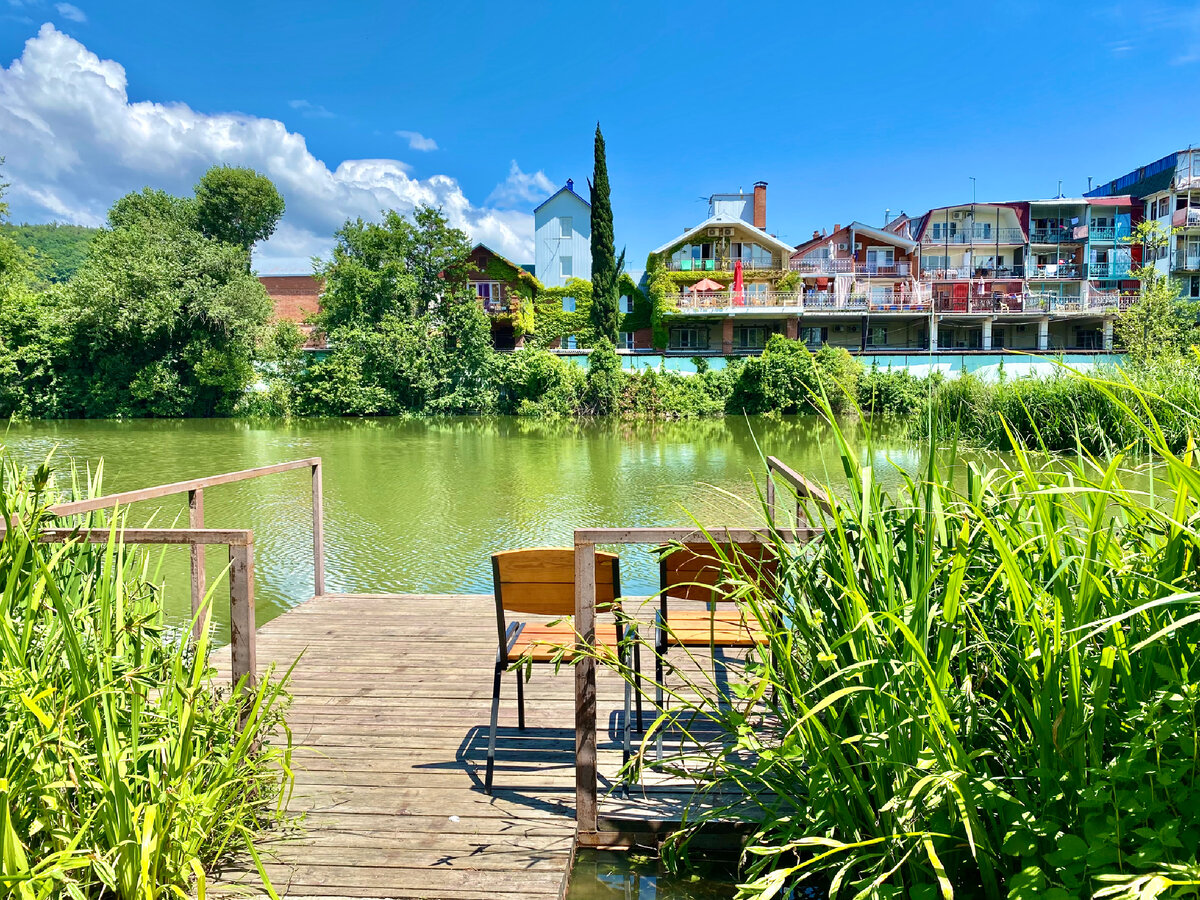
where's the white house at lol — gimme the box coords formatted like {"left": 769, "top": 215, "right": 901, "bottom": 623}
{"left": 534, "top": 179, "right": 591, "bottom": 288}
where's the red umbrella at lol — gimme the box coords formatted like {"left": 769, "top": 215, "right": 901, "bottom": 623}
{"left": 733, "top": 259, "right": 745, "bottom": 306}
{"left": 689, "top": 277, "right": 724, "bottom": 292}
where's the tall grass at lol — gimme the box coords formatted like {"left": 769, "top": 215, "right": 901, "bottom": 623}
{"left": 606, "top": 375, "right": 1200, "bottom": 899}
{"left": 922, "top": 357, "right": 1200, "bottom": 454}
{"left": 0, "top": 452, "right": 293, "bottom": 899}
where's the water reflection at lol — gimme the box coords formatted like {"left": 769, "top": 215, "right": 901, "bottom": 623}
{"left": 566, "top": 850, "right": 736, "bottom": 899}
{"left": 2, "top": 415, "right": 920, "bottom": 636}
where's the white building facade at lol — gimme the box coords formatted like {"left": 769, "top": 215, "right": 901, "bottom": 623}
{"left": 533, "top": 179, "right": 592, "bottom": 288}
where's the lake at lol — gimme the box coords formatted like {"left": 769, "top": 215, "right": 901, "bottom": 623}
{"left": 1, "top": 416, "right": 923, "bottom": 635}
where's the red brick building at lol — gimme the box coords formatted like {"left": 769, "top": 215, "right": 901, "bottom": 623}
{"left": 258, "top": 275, "right": 325, "bottom": 348}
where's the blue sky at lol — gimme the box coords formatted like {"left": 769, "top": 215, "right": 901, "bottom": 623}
{"left": 2, "top": 0, "right": 1199, "bottom": 273}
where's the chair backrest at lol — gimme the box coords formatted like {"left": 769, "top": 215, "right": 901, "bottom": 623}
{"left": 658, "top": 542, "right": 778, "bottom": 605}
{"left": 492, "top": 548, "right": 621, "bottom": 618}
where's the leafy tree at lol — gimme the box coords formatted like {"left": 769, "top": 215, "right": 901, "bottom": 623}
{"left": 588, "top": 125, "right": 623, "bottom": 343}
{"left": 1116, "top": 220, "right": 1197, "bottom": 362}
{"left": 1, "top": 223, "right": 97, "bottom": 282}
{"left": 582, "top": 339, "right": 621, "bottom": 415}
{"left": 194, "top": 166, "right": 285, "bottom": 256}
{"left": 59, "top": 198, "right": 272, "bottom": 417}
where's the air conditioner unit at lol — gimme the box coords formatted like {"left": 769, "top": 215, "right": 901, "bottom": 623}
{"left": 707, "top": 228, "right": 720, "bottom": 237}
{"left": 834, "top": 325, "right": 844, "bottom": 332}
{"left": 952, "top": 211, "right": 966, "bottom": 220}
{"left": 854, "top": 242, "right": 863, "bottom": 251}
{"left": 837, "top": 242, "right": 849, "bottom": 251}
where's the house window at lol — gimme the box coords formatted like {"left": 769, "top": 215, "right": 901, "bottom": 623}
{"left": 564, "top": 334, "right": 577, "bottom": 350}
{"left": 865, "top": 326, "right": 888, "bottom": 347}
{"left": 670, "top": 327, "right": 705, "bottom": 350}
{"left": 733, "top": 326, "right": 767, "bottom": 350}
{"left": 562, "top": 295, "right": 576, "bottom": 312}
{"left": 932, "top": 222, "right": 957, "bottom": 240}
{"left": 560, "top": 216, "right": 572, "bottom": 238}
{"left": 473, "top": 282, "right": 500, "bottom": 310}
{"left": 618, "top": 331, "right": 635, "bottom": 349}
{"left": 1191, "top": 275, "right": 1200, "bottom": 298}
{"left": 619, "top": 294, "right": 633, "bottom": 314}
{"left": 560, "top": 256, "right": 573, "bottom": 278}
{"left": 744, "top": 283, "right": 769, "bottom": 303}
{"left": 799, "top": 327, "right": 828, "bottom": 347}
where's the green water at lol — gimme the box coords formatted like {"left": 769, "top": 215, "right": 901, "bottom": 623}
{"left": 567, "top": 850, "right": 737, "bottom": 899}
{"left": 1, "top": 416, "right": 921, "bottom": 636}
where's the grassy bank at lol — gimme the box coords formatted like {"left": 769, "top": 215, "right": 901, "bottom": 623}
{"left": 602, "top": 384, "right": 1200, "bottom": 899}
{"left": 0, "top": 454, "right": 293, "bottom": 898}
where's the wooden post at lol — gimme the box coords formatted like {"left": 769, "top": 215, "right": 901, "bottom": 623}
{"left": 574, "top": 539, "right": 598, "bottom": 836}
{"left": 312, "top": 462, "right": 326, "bottom": 597}
{"left": 229, "top": 540, "right": 257, "bottom": 693}
{"left": 188, "top": 489, "right": 207, "bottom": 643}
{"left": 765, "top": 464, "right": 776, "bottom": 525}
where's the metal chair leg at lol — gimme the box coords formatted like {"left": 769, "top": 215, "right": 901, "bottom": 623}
{"left": 516, "top": 668, "right": 526, "bottom": 731}
{"left": 485, "top": 663, "right": 503, "bottom": 795}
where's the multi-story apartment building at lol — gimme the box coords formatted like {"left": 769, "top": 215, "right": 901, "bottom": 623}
{"left": 534, "top": 179, "right": 591, "bottom": 288}
{"left": 1087, "top": 148, "right": 1200, "bottom": 301}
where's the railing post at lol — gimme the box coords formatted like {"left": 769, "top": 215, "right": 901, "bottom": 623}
{"left": 311, "top": 461, "right": 326, "bottom": 597}
{"left": 229, "top": 539, "right": 257, "bottom": 694}
{"left": 188, "top": 489, "right": 207, "bottom": 643}
{"left": 765, "top": 463, "right": 776, "bottom": 525}
{"left": 574, "top": 538, "right": 598, "bottom": 836}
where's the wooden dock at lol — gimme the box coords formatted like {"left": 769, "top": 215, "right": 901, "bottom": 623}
{"left": 211, "top": 592, "right": 662, "bottom": 900}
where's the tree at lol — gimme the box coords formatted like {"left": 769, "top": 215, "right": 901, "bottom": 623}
{"left": 194, "top": 165, "right": 285, "bottom": 257}
{"left": 59, "top": 193, "right": 272, "bottom": 417}
{"left": 588, "top": 124, "right": 623, "bottom": 343}
{"left": 1115, "top": 220, "right": 1197, "bottom": 362}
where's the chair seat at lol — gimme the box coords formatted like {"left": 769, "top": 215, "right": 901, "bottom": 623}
{"left": 508, "top": 622, "right": 622, "bottom": 662}
{"left": 659, "top": 610, "right": 768, "bottom": 647}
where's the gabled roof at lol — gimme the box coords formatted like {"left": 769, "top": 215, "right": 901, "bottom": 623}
{"left": 651, "top": 214, "right": 795, "bottom": 257}
{"left": 846, "top": 221, "right": 917, "bottom": 252}
{"left": 533, "top": 183, "right": 590, "bottom": 214}
{"left": 471, "top": 242, "right": 527, "bottom": 273}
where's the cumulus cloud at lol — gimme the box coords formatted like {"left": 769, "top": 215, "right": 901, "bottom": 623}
{"left": 395, "top": 129, "right": 437, "bottom": 152}
{"left": 54, "top": 2, "right": 85, "bottom": 21}
{"left": 288, "top": 98, "right": 334, "bottom": 119}
{"left": 487, "top": 160, "right": 556, "bottom": 208}
{"left": 0, "top": 25, "right": 537, "bottom": 272}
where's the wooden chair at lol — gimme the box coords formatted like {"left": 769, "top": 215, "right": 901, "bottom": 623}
{"left": 653, "top": 542, "right": 779, "bottom": 757}
{"left": 487, "top": 548, "right": 642, "bottom": 795}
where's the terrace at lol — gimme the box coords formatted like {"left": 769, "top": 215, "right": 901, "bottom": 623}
{"left": 665, "top": 256, "right": 780, "bottom": 272}
{"left": 668, "top": 289, "right": 932, "bottom": 315}
{"left": 788, "top": 258, "right": 913, "bottom": 276}
{"left": 921, "top": 226, "right": 1025, "bottom": 245}
{"left": 1028, "top": 264, "right": 1083, "bottom": 279}
{"left": 920, "top": 265, "right": 1026, "bottom": 280}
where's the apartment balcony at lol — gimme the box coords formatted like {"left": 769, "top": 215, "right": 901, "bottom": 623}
{"left": 922, "top": 227, "right": 1025, "bottom": 245}
{"left": 1029, "top": 228, "right": 1080, "bottom": 244}
{"left": 1028, "top": 264, "right": 1083, "bottom": 279}
{"left": 667, "top": 290, "right": 931, "bottom": 315}
{"left": 670, "top": 291, "right": 800, "bottom": 312}
{"left": 1088, "top": 262, "right": 1133, "bottom": 279}
{"left": 665, "top": 257, "right": 779, "bottom": 272}
{"left": 1172, "top": 252, "right": 1200, "bottom": 272}
{"left": 789, "top": 258, "right": 912, "bottom": 276}
{"left": 482, "top": 299, "right": 515, "bottom": 314}
{"left": 920, "top": 265, "right": 1025, "bottom": 280}
{"left": 1171, "top": 208, "right": 1200, "bottom": 229}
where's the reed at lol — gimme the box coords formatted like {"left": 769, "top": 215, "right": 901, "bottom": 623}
{"left": 0, "top": 452, "right": 293, "bottom": 899}
{"left": 606, "top": 373, "right": 1200, "bottom": 899}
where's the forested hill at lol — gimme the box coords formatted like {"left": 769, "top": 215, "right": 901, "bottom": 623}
{"left": 2, "top": 223, "right": 98, "bottom": 282}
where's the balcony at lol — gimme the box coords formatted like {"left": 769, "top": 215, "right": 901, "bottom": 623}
{"left": 922, "top": 226, "right": 1025, "bottom": 245}
{"left": 1029, "top": 228, "right": 1079, "bottom": 244}
{"left": 1028, "top": 264, "right": 1083, "bottom": 279}
{"left": 666, "top": 257, "right": 779, "bottom": 272}
{"left": 920, "top": 265, "right": 1025, "bottom": 280}
{"left": 671, "top": 291, "right": 800, "bottom": 312}
{"left": 667, "top": 289, "right": 932, "bottom": 314}
{"left": 789, "top": 258, "right": 912, "bottom": 276}
{"left": 482, "top": 299, "right": 514, "bottom": 314}
{"left": 1172, "top": 252, "right": 1200, "bottom": 271}
{"left": 1172, "top": 208, "right": 1200, "bottom": 229}
{"left": 1088, "top": 262, "right": 1132, "bottom": 279}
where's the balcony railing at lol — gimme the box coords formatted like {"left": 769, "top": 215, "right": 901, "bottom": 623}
{"left": 1172, "top": 208, "right": 1200, "bottom": 228}
{"left": 789, "top": 258, "right": 912, "bottom": 276}
{"left": 922, "top": 227, "right": 1025, "bottom": 245}
{"left": 665, "top": 257, "right": 779, "bottom": 272}
{"left": 1029, "top": 228, "right": 1079, "bottom": 244}
{"left": 920, "top": 266, "right": 1026, "bottom": 280}
{"left": 669, "top": 290, "right": 932, "bottom": 314}
{"left": 1087, "top": 226, "right": 1126, "bottom": 242}
{"left": 482, "top": 299, "right": 514, "bottom": 314}
{"left": 1088, "top": 263, "right": 1132, "bottom": 279}
{"left": 1028, "top": 264, "right": 1083, "bottom": 279}
{"left": 1173, "top": 253, "right": 1200, "bottom": 271}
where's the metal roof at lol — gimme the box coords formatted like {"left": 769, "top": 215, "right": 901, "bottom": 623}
{"left": 650, "top": 215, "right": 796, "bottom": 257}
{"left": 533, "top": 183, "right": 591, "bottom": 214}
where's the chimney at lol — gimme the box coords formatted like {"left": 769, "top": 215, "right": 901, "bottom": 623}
{"left": 834, "top": 223, "right": 841, "bottom": 234}
{"left": 753, "top": 181, "right": 767, "bottom": 229}
{"left": 566, "top": 178, "right": 574, "bottom": 192}
{"left": 812, "top": 229, "right": 820, "bottom": 240}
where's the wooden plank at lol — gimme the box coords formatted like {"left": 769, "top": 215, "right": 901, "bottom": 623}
{"left": 574, "top": 542, "right": 598, "bottom": 837}
{"left": 36, "top": 527, "right": 252, "bottom": 545}
{"left": 573, "top": 526, "right": 819, "bottom": 545}
{"left": 229, "top": 542, "right": 256, "bottom": 693}
{"left": 310, "top": 462, "right": 325, "bottom": 597}
{"left": 46, "top": 457, "right": 321, "bottom": 516}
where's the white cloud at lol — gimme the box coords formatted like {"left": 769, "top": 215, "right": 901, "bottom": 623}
{"left": 288, "top": 98, "right": 334, "bottom": 119}
{"left": 0, "top": 24, "right": 536, "bottom": 272}
{"left": 54, "top": 2, "right": 84, "bottom": 21}
{"left": 487, "top": 160, "right": 556, "bottom": 208}
{"left": 395, "top": 129, "right": 437, "bottom": 152}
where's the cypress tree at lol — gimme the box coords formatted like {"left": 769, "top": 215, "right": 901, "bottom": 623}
{"left": 589, "top": 124, "right": 623, "bottom": 343}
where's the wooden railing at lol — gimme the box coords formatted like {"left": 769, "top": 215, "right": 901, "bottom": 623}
{"left": 570, "top": 524, "right": 820, "bottom": 843}
{"left": 28, "top": 458, "right": 326, "bottom": 690}
{"left": 766, "top": 456, "right": 833, "bottom": 525}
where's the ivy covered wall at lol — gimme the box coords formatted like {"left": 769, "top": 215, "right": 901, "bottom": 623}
{"left": 525, "top": 272, "right": 652, "bottom": 350}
